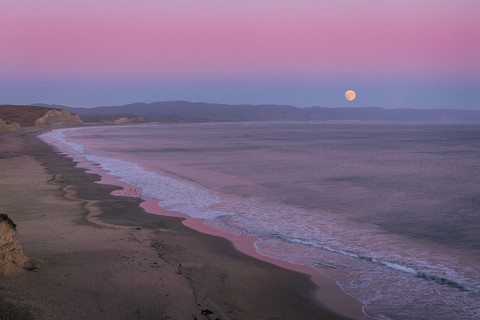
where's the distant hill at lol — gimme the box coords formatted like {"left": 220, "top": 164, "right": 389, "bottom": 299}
{"left": 33, "top": 101, "right": 480, "bottom": 123}
{"left": 0, "top": 105, "right": 83, "bottom": 133}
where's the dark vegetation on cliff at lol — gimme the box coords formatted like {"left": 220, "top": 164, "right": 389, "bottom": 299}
{"left": 0, "top": 105, "right": 57, "bottom": 127}
{"left": 0, "top": 105, "right": 83, "bottom": 131}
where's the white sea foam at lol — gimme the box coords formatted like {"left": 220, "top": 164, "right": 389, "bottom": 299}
{"left": 84, "top": 155, "right": 235, "bottom": 220}
{"left": 40, "top": 128, "right": 86, "bottom": 154}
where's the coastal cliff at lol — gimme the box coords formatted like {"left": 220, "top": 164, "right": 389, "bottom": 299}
{"left": 104, "top": 116, "right": 146, "bottom": 124}
{"left": 0, "top": 214, "right": 31, "bottom": 276}
{"left": 35, "top": 109, "right": 83, "bottom": 128}
{"left": 0, "top": 105, "right": 83, "bottom": 131}
{"left": 0, "top": 119, "right": 21, "bottom": 133}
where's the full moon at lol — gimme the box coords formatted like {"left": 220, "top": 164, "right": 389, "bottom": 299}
{"left": 345, "top": 90, "right": 356, "bottom": 101}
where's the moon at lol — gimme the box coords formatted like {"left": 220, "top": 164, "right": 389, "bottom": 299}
{"left": 345, "top": 90, "right": 356, "bottom": 101}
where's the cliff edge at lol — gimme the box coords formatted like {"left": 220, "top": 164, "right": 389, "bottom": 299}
{"left": 0, "top": 119, "right": 21, "bottom": 133}
{"left": 0, "top": 214, "right": 33, "bottom": 276}
{"left": 35, "top": 109, "right": 83, "bottom": 128}
{"left": 0, "top": 105, "right": 83, "bottom": 132}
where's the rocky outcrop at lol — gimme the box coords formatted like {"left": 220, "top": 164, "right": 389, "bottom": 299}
{"left": 105, "top": 116, "right": 146, "bottom": 124}
{"left": 0, "top": 214, "right": 32, "bottom": 276}
{"left": 35, "top": 109, "right": 83, "bottom": 128}
{"left": 0, "top": 119, "right": 21, "bottom": 133}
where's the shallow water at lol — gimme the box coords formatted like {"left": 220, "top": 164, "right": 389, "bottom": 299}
{"left": 41, "top": 122, "right": 480, "bottom": 319}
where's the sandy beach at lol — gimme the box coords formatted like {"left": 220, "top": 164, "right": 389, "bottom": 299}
{"left": 0, "top": 130, "right": 369, "bottom": 320}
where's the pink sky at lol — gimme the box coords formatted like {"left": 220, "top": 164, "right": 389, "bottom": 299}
{"left": 1, "top": 0, "right": 479, "bottom": 107}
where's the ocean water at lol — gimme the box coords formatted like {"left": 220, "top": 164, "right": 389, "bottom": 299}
{"left": 40, "top": 123, "right": 480, "bottom": 319}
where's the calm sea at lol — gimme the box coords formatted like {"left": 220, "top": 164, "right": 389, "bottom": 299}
{"left": 41, "top": 122, "right": 480, "bottom": 319}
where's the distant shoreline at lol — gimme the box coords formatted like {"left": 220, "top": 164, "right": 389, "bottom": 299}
{"left": 33, "top": 101, "right": 480, "bottom": 124}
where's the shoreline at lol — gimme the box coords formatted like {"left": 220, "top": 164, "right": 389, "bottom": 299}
{"left": 0, "top": 130, "right": 369, "bottom": 319}
{"left": 141, "top": 199, "right": 370, "bottom": 320}
{"left": 76, "top": 154, "right": 369, "bottom": 320}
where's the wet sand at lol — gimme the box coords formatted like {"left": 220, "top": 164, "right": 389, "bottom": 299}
{"left": 0, "top": 130, "right": 369, "bottom": 320}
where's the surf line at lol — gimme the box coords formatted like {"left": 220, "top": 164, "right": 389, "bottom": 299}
{"left": 275, "top": 235, "right": 480, "bottom": 296}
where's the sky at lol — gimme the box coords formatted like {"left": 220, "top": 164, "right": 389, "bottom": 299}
{"left": 1, "top": 0, "right": 479, "bottom": 109}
